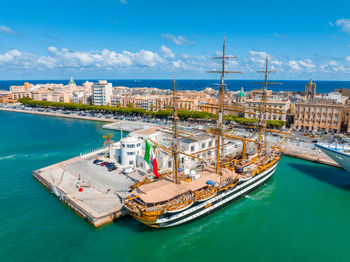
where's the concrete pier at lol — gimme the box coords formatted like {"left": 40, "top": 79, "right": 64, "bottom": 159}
{"left": 103, "top": 120, "right": 154, "bottom": 132}
{"left": 283, "top": 143, "right": 341, "bottom": 168}
{"left": 33, "top": 148, "right": 145, "bottom": 227}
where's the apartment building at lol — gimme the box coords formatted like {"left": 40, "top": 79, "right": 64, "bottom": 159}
{"left": 244, "top": 100, "right": 290, "bottom": 121}
{"left": 294, "top": 101, "right": 346, "bottom": 133}
{"left": 92, "top": 80, "right": 113, "bottom": 106}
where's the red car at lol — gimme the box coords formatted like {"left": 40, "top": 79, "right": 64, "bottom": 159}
{"left": 100, "top": 162, "right": 109, "bottom": 166}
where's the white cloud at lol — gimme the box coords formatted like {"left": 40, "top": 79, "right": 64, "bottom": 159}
{"left": 1, "top": 46, "right": 350, "bottom": 77}
{"left": 47, "top": 47, "right": 165, "bottom": 68}
{"left": 0, "top": 49, "right": 21, "bottom": 63}
{"left": 161, "top": 34, "right": 195, "bottom": 45}
{"left": 0, "top": 25, "right": 15, "bottom": 35}
{"left": 288, "top": 59, "right": 316, "bottom": 72}
{"left": 160, "top": 45, "right": 175, "bottom": 59}
{"left": 248, "top": 51, "right": 283, "bottom": 71}
{"left": 320, "top": 60, "right": 346, "bottom": 73}
{"left": 120, "top": 0, "right": 127, "bottom": 4}
{"left": 249, "top": 51, "right": 268, "bottom": 65}
{"left": 335, "top": 18, "right": 350, "bottom": 34}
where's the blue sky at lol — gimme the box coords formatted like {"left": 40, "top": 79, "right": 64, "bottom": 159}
{"left": 0, "top": 0, "right": 350, "bottom": 80}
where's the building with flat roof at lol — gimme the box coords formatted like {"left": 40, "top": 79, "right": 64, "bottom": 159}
{"left": 244, "top": 100, "right": 290, "bottom": 121}
{"left": 93, "top": 80, "right": 113, "bottom": 106}
{"left": 294, "top": 101, "right": 347, "bottom": 133}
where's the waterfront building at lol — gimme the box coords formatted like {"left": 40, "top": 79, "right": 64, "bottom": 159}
{"left": 9, "top": 82, "right": 32, "bottom": 101}
{"left": 244, "top": 100, "right": 290, "bottom": 121}
{"left": 92, "top": 80, "right": 113, "bottom": 106}
{"left": 248, "top": 89, "right": 273, "bottom": 100}
{"left": 72, "top": 91, "right": 91, "bottom": 104}
{"left": 294, "top": 101, "right": 347, "bottom": 133}
{"left": 82, "top": 81, "right": 94, "bottom": 93}
{"left": 0, "top": 91, "right": 16, "bottom": 103}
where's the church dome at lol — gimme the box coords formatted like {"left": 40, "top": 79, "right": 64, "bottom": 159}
{"left": 238, "top": 87, "right": 246, "bottom": 97}
{"left": 68, "top": 77, "right": 76, "bottom": 86}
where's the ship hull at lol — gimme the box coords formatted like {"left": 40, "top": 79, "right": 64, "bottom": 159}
{"left": 316, "top": 143, "right": 350, "bottom": 173}
{"left": 136, "top": 162, "right": 278, "bottom": 228}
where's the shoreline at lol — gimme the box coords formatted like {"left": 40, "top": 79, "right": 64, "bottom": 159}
{"left": 0, "top": 106, "right": 343, "bottom": 170}
{"left": 0, "top": 107, "right": 115, "bottom": 123}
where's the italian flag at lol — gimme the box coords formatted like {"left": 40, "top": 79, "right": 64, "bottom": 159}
{"left": 144, "top": 139, "right": 159, "bottom": 178}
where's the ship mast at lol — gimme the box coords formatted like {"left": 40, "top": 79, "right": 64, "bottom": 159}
{"left": 172, "top": 76, "right": 180, "bottom": 184}
{"left": 208, "top": 34, "right": 242, "bottom": 174}
{"left": 256, "top": 56, "right": 281, "bottom": 152}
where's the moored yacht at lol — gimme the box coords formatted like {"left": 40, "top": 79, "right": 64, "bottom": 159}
{"left": 316, "top": 143, "right": 350, "bottom": 173}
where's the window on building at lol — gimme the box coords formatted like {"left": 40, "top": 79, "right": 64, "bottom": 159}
{"left": 127, "top": 152, "right": 136, "bottom": 155}
{"left": 202, "top": 143, "right": 205, "bottom": 149}
{"left": 129, "top": 160, "right": 134, "bottom": 165}
{"left": 191, "top": 146, "right": 195, "bottom": 152}
{"left": 127, "top": 144, "right": 135, "bottom": 148}
{"left": 209, "top": 141, "right": 212, "bottom": 147}
{"left": 168, "top": 161, "right": 172, "bottom": 168}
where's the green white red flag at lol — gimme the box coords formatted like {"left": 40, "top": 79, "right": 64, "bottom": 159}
{"left": 144, "top": 139, "right": 159, "bottom": 178}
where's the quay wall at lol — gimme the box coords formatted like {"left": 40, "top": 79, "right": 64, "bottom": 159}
{"left": 0, "top": 108, "right": 115, "bottom": 123}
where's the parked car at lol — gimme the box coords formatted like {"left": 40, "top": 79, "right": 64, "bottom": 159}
{"left": 106, "top": 163, "right": 115, "bottom": 168}
{"left": 108, "top": 166, "right": 117, "bottom": 172}
{"left": 93, "top": 160, "right": 102, "bottom": 164}
{"left": 100, "top": 162, "right": 109, "bottom": 166}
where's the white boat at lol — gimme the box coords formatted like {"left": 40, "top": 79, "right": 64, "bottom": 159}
{"left": 315, "top": 143, "right": 350, "bottom": 173}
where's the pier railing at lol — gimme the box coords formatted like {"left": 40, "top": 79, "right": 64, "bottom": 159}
{"left": 80, "top": 146, "right": 109, "bottom": 159}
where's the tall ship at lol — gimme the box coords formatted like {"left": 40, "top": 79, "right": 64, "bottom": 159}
{"left": 123, "top": 37, "right": 292, "bottom": 228}
{"left": 315, "top": 143, "right": 350, "bottom": 173}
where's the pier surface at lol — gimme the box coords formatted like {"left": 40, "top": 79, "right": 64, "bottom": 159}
{"left": 103, "top": 121, "right": 154, "bottom": 132}
{"left": 283, "top": 143, "right": 341, "bottom": 168}
{"left": 33, "top": 148, "right": 145, "bottom": 227}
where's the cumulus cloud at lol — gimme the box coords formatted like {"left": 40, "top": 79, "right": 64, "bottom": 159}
{"left": 47, "top": 46, "right": 166, "bottom": 68}
{"left": 0, "top": 25, "right": 15, "bottom": 35}
{"left": 161, "top": 34, "right": 195, "bottom": 45}
{"left": 320, "top": 60, "right": 347, "bottom": 73}
{"left": 248, "top": 51, "right": 283, "bottom": 71}
{"left": 288, "top": 59, "right": 316, "bottom": 72}
{"left": 1, "top": 46, "right": 350, "bottom": 77}
{"left": 120, "top": 0, "right": 127, "bottom": 4}
{"left": 335, "top": 18, "right": 350, "bottom": 34}
{"left": 0, "top": 47, "right": 169, "bottom": 72}
{"left": 160, "top": 45, "right": 175, "bottom": 59}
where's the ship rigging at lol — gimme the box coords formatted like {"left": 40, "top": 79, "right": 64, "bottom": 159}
{"left": 123, "top": 36, "right": 293, "bottom": 228}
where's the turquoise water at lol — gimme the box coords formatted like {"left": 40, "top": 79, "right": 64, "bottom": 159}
{"left": 1, "top": 110, "right": 350, "bottom": 262}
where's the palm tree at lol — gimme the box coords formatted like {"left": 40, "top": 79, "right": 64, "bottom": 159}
{"left": 103, "top": 133, "right": 114, "bottom": 148}
{"left": 103, "top": 133, "right": 114, "bottom": 158}
{"left": 150, "top": 102, "right": 155, "bottom": 111}
{"left": 128, "top": 102, "right": 134, "bottom": 108}
{"left": 116, "top": 102, "right": 121, "bottom": 108}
